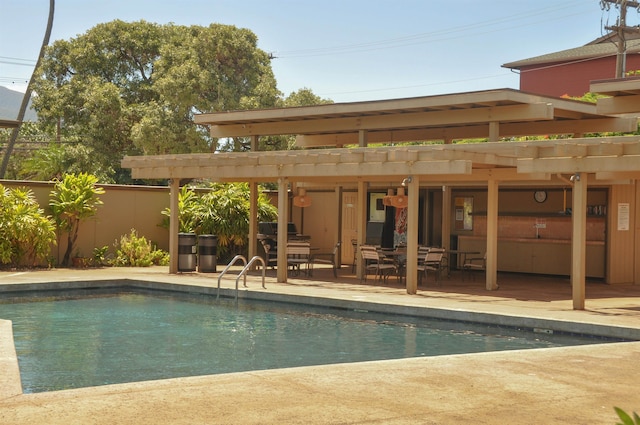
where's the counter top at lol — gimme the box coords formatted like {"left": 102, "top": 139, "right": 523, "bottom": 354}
{"left": 458, "top": 235, "right": 604, "bottom": 245}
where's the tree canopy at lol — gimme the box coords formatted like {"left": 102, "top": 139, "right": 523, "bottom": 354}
{"left": 30, "top": 20, "right": 283, "bottom": 183}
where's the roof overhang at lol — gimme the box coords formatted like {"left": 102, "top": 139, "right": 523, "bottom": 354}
{"left": 592, "top": 77, "right": 640, "bottom": 115}
{"left": 194, "top": 89, "right": 637, "bottom": 148}
{"left": 123, "top": 87, "right": 640, "bottom": 187}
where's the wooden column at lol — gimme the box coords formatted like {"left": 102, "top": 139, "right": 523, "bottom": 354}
{"left": 248, "top": 181, "right": 258, "bottom": 266}
{"left": 168, "top": 178, "right": 180, "bottom": 274}
{"left": 441, "top": 185, "right": 451, "bottom": 251}
{"left": 486, "top": 179, "right": 499, "bottom": 290}
{"left": 358, "top": 130, "right": 368, "bottom": 147}
{"left": 489, "top": 121, "right": 499, "bottom": 143}
{"left": 356, "top": 180, "right": 367, "bottom": 280}
{"left": 406, "top": 176, "right": 420, "bottom": 294}
{"left": 277, "top": 177, "right": 289, "bottom": 283}
{"left": 572, "top": 173, "right": 588, "bottom": 310}
{"left": 335, "top": 185, "right": 343, "bottom": 269}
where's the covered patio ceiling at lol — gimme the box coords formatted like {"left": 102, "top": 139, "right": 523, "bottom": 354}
{"left": 194, "top": 88, "right": 636, "bottom": 148}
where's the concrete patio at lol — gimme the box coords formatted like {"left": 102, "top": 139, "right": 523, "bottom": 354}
{"left": 1, "top": 266, "right": 640, "bottom": 424}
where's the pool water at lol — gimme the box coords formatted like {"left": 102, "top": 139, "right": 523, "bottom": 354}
{"left": 1, "top": 288, "right": 608, "bottom": 393}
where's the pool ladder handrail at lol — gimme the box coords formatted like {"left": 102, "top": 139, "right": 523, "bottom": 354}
{"left": 217, "top": 255, "right": 266, "bottom": 300}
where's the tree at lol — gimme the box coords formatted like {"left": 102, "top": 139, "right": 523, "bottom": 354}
{"left": 0, "top": 0, "right": 55, "bottom": 179}
{"left": 49, "top": 173, "right": 105, "bottom": 266}
{"left": 31, "top": 20, "right": 279, "bottom": 183}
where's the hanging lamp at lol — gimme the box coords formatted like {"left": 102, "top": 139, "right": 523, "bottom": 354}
{"left": 293, "top": 188, "right": 312, "bottom": 208}
{"left": 390, "top": 187, "right": 408, "bottom": 208}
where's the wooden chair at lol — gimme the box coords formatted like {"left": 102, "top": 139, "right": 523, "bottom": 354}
{"left": 360, "top": 245, "right": 397, "bottom": 282}
{"left": 417, "top": 247, "right": 444, "bottom": 285}
{"left": 286, "top": 241, "right": 312, "bottom": 276}
{"left": 310, "top": 242, "right": 341, "bottom": 277}
{"left": 462, "top": 252, "right": 486, "bottom": 280}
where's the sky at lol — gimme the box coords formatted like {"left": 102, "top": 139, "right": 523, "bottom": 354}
{"left": 1, "top": 0, "right": 638, "bottom": 103}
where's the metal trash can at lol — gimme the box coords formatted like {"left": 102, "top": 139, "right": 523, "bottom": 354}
{"left": 178, "top": 232, "right": 197, "bottom": 272}
{"left": 198, "top": 234, "right": 218, "bottom": 273}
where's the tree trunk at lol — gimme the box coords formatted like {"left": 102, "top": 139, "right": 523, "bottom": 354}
{"left": 0, "top": 0, "right": 55, "bottom": 178}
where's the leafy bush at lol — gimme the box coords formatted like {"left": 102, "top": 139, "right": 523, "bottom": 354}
{"left": 112, "top": 229, "right": 169, "bottom": 267}
{"left": 0, "top": 184, "right": 57, "bottom": 267}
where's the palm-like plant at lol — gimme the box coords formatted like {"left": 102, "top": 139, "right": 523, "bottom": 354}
{"left": 49, "top": 173, "right": 105, "bottom": 266}
{"left": 161, "top": 183, "right": 277, "bottom": 259}
{"left": 0, "top": 185, "right": 56, "bottom": 267}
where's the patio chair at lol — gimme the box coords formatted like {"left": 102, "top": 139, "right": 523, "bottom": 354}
{"left": 351, "top": 239, "right": 358, "bottom": 273}
{"left": 286, "top": 241, "right": 312, "bottom": 276}
{"left": 310, "top": 242, "right": 341, "bottom": 277}
{"left": 259, "top": 238, "right": 278, "bottom": 268}
{"left": 417, "top": 247, "right": 444, "bottom": 285}
{"left": 360, "top": 245, "right": 397, "bottom": 283}
{"left": 462, "top": 252, "right": 486, "bottom": 280}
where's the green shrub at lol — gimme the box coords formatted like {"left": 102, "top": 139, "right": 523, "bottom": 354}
{"left": 113, "top": 229, "right": 168, "bottom": 267}
{"left": 49, "top": 173, "right": 105, "bottom": 266}
{"left": 0, "top": 184, "right": 57, "bottom": 267}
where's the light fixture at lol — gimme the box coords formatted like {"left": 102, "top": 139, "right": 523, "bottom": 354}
{"left": 293, "top": 188, "right": 312, "bottom": 208}
{"left": 390, "top": 187, "right": 408, "bottom": 209}
{"left": 401, "top": 176, "right": 413, "bottom": 186}
{"left": 570, "top": 173, "right": 581, "bottom": 182}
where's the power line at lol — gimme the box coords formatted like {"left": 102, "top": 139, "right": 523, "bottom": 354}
{"left": 273, "top": 1, "right": 591, "bottom": 58}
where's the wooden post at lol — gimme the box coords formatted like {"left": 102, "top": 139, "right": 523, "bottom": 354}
{"left": 406, "top": 176, "right": 420, "bottom": 294}
{"left": 572, "top": 173, "right": 588, "bottom": 310}
{"left": 169, "top": 178, "right": 180, "bottom": 274}
{"left": 356, "top": 180, "right": 367, "bottom": 280}
{"left": 486, "top": 179, "right": 499, "bottom": 290}
{"left": 277, "top": 177, "right": 289, "bottom": 283}
{"left": 248, "top": 181, "right": 258, "bottom": 267}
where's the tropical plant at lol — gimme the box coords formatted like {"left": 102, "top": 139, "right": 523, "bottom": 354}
{"left": 0, "top": 184, "right": 57, "bottom": 267}
{"left": 161, "top": 182, "right": 277, "bottom": 259}
{"left": 112, "top": 229, "right": 169, "bottom": 267}
{"left": 615, "top": 407, "right": 640, "bottom": 425}
{"left": 49, "top": 173, "right": 105, "bottom": 266}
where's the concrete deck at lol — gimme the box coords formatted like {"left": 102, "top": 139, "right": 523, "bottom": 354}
{"left": 1, "top": 266, "right": 640, "bottom": 424}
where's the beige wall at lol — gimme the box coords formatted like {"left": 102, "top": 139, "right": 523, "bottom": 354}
{"left": 608, "top": 183, "right": 637, "bottom": 284}
{"left": 1, "top": 180, "right": 170, "bottom": 265}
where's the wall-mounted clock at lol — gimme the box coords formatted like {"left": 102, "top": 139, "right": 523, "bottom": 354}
{"left": 534, "top": 190, "right": 547, "bottom": 203}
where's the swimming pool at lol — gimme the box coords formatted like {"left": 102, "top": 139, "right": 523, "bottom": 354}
{"left": 1, "top": 287, "right": 612, "bottom": 393}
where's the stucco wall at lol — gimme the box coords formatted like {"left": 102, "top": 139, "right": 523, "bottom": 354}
{"left": 1, "top": 180, "right": 170, "bottom": 266}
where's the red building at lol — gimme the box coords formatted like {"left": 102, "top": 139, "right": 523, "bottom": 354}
{"left": 503, "top": 33, "right": 640, "bottom": 97}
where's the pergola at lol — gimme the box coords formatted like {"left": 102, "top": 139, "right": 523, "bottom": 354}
{"left": 122, "top": 86, "right": 640, "bottom": 310}
{"left": 0, "top": 119, "right": 19, "bottom": 128}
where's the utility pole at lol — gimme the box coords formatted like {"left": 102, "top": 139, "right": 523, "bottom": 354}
{"left": 601, "top": 0, "right": 640, "bottom": 78}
